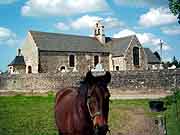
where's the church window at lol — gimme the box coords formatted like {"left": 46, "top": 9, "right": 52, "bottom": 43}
{"left": 69, "top": 55, "right": 75, "bottom": 67}
{"left": 133, "top": 47, "right": 140, "bottom": 66}
{"left": 94, "top": 55, "right": 99, "bottom": 66}
{"left": 60, "top": 66, "right": 65, "bottom": 71}
{"left": 116, "top": 66, "right": 119, "bottom": 71}
{"left": 28, "top": 66, "right": 32, "bottom": 73}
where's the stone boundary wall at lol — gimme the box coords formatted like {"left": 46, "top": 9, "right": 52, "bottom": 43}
{"left": 0, "top": 69, "right": 180, "bottom": 91}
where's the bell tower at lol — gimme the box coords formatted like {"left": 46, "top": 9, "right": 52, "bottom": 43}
{"left": 94, "top": 21, "right": 105, "bottom": 44}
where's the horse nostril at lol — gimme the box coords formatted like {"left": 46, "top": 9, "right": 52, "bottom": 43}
{"left": 102, "top": 124, "right": 109, "bottom": 132}
{"left": 96, "top": 124, "right": 109, "bottom": 134}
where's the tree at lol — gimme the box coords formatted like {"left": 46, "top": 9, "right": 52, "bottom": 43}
{"left": 169, "top": 0, "right": 180, "bottom": 24}
{"left": 172, "top": 56, "right": 179, "bottom": 67}
{"left": 178, "top": 60, "right": 180, "bottom": 68}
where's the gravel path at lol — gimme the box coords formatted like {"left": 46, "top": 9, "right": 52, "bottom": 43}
{"left": 110, "top": 89, "right": 172, "bottom": 100}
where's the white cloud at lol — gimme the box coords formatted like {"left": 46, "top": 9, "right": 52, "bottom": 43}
{"left": 55, "top": 22, "right": 70, "bottom": 31}
{"left": 0, "top": 27, "right": 18, "bottom": 47}
{"left": 22, "top": 0, "right": 109, "bottom": 16}
{"left": 71, "top": 15, "right": 103, "bottom": 30}
{"left": 161, "top": 26, "right": 180, "bottom": 35}
{"left": 114, "top": 0, "right": 167, "bottom": 7}
{"left": 0, "top": 0, "right": 17, "bottom": 4}
{"left": 113, "top": 29, "right": 136, "bottom": 38}
{"left": 113, "top": 29, "right": 171, "bottom": 51}
{"left": 55, "top": 15, "right": 125, "bottom": 31}
{"left": 139, "top": 7, "right": 177, "bottom": 27}
{"left": 103, "top": 17, "right": 125, "bottom": 29}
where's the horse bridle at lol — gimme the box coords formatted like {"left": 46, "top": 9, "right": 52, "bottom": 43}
{"left": 87, "top": 96, "right": 111, "bottom": 135}
{"left": 86, "top": 96, "right": 102, "bottom": 119}
{"left": 85, "top": 85, "right": 111, "bottom": 135}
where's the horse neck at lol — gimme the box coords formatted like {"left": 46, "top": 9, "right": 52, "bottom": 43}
{"left": 79, "top": 82, "right": 89, "bottom": 98}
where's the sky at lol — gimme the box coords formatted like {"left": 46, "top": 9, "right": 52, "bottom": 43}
{"left": 0, "top": 0, "right": 180, "bottom": 71}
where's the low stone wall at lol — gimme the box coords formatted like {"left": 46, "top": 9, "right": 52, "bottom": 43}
{"left": 110, "top": 69, "right": 180, "bottom": 91}
{"left": 0, "top": 69, "right": 180, "bottom": 92}
{"left": 0, "top": 73, "right": 82, "bottom": 90}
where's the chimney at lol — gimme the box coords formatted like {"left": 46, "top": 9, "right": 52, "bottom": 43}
{"left": 17, "top": 48, "right": 21, "bottom": 56}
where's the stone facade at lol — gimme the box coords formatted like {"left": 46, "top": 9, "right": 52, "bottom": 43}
{"left": 8, "top": 65, "right": 26, "bottom": 74}
{"left": 39, "top": 51, "right": 109, "bottom": 73}
{"left": 147, "top": 64, "right": 161, "bottom": 70}
{"left": 112, "top": 36, "right": 147, "bottom": 71}
{"left": 125, "top": 37, "right": 147, "bottom": 71}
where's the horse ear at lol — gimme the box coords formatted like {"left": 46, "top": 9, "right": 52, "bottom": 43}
{"left": 84, "top": 71, "right": 95, "bottom": 85}
{"left": 104, "top": 71, "right": 111, "bottom": 84}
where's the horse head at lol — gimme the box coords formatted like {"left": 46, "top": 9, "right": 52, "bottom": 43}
{"left": 84, "top": 71, "right": 111, "bottom": 135}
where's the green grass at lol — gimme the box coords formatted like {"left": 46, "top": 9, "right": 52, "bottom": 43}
{"left": 0, "top": 96, "right": 57, "bottom": 135}
{"left": 0, "top": 94, "right": 179, "bottom": 135}
{"left": 163, "top": 90, "right": 180, "bottom": 135}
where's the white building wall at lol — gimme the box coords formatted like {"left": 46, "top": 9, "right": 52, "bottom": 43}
{"left": 21, "top": 32, "right": 39, "bottom": 74}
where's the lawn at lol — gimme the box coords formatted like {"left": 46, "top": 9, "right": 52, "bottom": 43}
{"left": 0, "top": 93, "right": 179, "bottom": 135}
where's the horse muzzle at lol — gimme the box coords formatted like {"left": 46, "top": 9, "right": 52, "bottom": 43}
{"left": 94, "top": 124, "right": 109, "bottom": 135}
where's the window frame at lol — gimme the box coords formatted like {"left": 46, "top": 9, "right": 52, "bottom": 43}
{"left": 94, "top": 55, "right": 99, "bottom": 67}
{"left": 69, "top": 55, "right": 75, "bottom": 67}
{"left": 133, "top": 47, "right": 140, "bottom": 66}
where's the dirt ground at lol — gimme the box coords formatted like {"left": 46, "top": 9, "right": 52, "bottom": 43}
{"left": 109, "top": 107, "right": 162, "bottom": 135}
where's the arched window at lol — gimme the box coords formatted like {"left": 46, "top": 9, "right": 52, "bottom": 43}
{"left": 28, "top": 66, "right": 32, "bottom": 73}
{"left": 94, "top": 55, "right": 99, "bottom": 66}
{"left": 69, "top": 55, "right": 75, "bottom": 67}
{"left": 60, "top": 66, "right": 66, "bottom": 72}
{"left": 133, "top": 47, "right": 140, "bottom": 66}
{"left": 116, "top": 66, "right": 119, "bottom": 71}
{"left": 60, "top": 66, "right": 65, "bottom": 70}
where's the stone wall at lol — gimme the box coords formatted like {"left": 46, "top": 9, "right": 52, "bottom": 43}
{"left": 0, "top": 69, "right": 180, "bottom": 91}
{"left": 110, "top": 69, "right": 180, "bottom": 91}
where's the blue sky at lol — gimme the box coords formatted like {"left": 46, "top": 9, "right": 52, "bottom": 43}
{"left": 0, "top": 0, "right": 180, "bottom": 71}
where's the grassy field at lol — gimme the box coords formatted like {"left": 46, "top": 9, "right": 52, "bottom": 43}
{"left": 0, "top": 93, "right": 179, "bottom": 135}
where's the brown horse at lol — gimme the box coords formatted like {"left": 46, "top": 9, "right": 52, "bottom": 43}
{"left": 55, "top": 71, "right": 111, "bottom": 135}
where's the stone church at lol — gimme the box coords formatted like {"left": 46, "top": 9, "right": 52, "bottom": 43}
{"left": 8, "top": 21, "right": 160, "bottom": 74}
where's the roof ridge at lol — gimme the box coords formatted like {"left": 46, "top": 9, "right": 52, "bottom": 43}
{"left": 29, "top": 30, "right": 96, "bottom": 39}
{"left": 29, "top": 30, "right": 136, "bottom": 40}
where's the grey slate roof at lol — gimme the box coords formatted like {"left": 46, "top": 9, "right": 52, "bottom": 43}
{"left": 108, "top": 36, "right": 134, "bottom": 57}
{"left": 144, "top": 48, "right": 160, "bottom": 64}
{"left": 8, "top": 56, "right": 25, "bottom": 66}
{"left": 30, "top": 31, "right": 110, "bottom": 53}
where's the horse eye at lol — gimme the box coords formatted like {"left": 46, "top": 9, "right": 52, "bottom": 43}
{"left": 104, "top": 92, "right": 110, "bottom": 99}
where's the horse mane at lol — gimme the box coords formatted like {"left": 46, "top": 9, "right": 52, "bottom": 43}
{"left": 79, "top": 80, "right": 89, "bottom": 98}
{"left": 79, "top": 71, "right": 95, "bottom": 98}
{"left": 78, "top": 71, "right": 111, "bottom": 98}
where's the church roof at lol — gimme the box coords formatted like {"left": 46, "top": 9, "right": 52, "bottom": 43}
{"left": 8, "top": 56, "right": 25, "bottom": 66}
{"left": 29, "top": 31, "right": 141, "bottom": 57}
{"left": 144, "top": 48, "right": 161, "bottom": 64}
{"left": 106, "top": 35, "right": 134, "bottom": 57}
{"left": 30, "top": 31, "right": 110, "bottom": 53}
